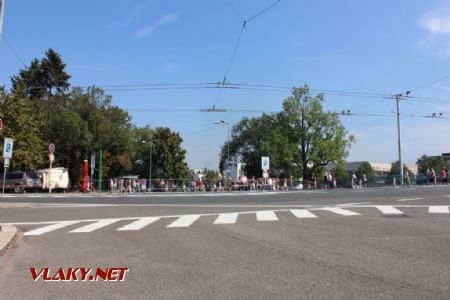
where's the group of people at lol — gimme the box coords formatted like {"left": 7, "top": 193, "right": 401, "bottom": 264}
{"left": 109, "top": 177, "right": 148, "bottom": 193}
{"left": 426, "top": 168, "right": 448, "bottom": 185}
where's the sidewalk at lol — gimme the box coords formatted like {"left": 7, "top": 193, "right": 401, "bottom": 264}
{"left": 0, "top": 224, "right": 18, "bottom": 252}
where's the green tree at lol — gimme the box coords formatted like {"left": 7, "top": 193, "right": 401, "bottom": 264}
{"left": 390, "top": 161, "right": 412, "bottom": 176}
{"left": 277, "top": 85, "right": 355, "bottom": 179}
{"left": 150, "top": 127, "right": 189, "bottom": 179}
{"left": 0, "top": 90, "right": 46, "bottom": 170}
{"left": 416, "top": 154, "right": 448, "bottom": 174}
{"left": 219, "top": 114, "right": 279, "bottom": 177}
{"left": 11, "top": 48, "right": 71, "bottom": 100}
{"left": 355, "top": 162, "right": 374, "bottom": 178}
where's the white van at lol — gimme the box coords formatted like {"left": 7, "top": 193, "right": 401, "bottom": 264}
{"left": 37, "top": 167, "right": 70, "bottom": 191}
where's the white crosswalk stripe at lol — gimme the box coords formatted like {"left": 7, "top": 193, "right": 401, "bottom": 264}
{"left": 116, "top": 217, "right": 161, "bottom": 231}
{"left": 214, "top": 213, "right": 239, "bottom": 224}
{"left": 167, "top": 215, "right": 201, "bottom": 228}
{"left": 256, "top": 211, "right": 278, "bottom": 221}
{"left": 24, "top": 221, "right": 80, "bottom": 236}
{"left": 290, "top": 209, "right": 317, "bottom": 219}
{"left": 318, "top": 207, "right": 362, "bottom": 216}
{"left": 375, "top": 206, "right": 404, "bottom": 215}
{"left": 69, "top": 219, "right": 121, "bottom": 233}
{"left": 428, "top": 206, "right": 449, "bottom": 213}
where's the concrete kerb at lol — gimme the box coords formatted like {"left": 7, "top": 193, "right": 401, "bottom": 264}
{"left": 0, "top": 224, "right": 18, "bottom": 252}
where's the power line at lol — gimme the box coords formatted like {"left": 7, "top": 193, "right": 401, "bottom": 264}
{"left": 410, "top": 73, "right": 450, "bottom": 92}
{"left": 1, "top": 36, "right": 27, "bottom": 67}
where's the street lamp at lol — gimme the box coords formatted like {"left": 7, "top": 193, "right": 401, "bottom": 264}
{"left": 141, "top": 140, "right": 152, "bottom": 192}
{"left": 214, "top": 120, "right": 230, "bottom": 176}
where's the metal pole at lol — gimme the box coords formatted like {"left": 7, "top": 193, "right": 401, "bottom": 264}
{"left": 149, "top": 142, "right": 152, "bottom": 192}
{"left": 98, "top": 147, "right": 103, "bottom": 192}
{"left": 227, "top": 122, "right": 230, "bottom": 168}
{"left": 2, "top": 164, "right": 6, "bottom": 195}
{"left": 396, "top": 94, "right": 404, "bottom": 187}
{"left": 49, "top": 159, "right": 52, "bottom": 194}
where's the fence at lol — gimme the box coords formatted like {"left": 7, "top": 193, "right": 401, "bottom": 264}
{"left": 66, "top": 175, "right": 450, "bottom": 193}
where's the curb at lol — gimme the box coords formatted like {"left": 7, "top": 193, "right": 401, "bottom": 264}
{"left": 0, "top": 224, "right": 18, "bottom": 252}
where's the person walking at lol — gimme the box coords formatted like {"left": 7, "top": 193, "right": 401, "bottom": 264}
{"left": 441, "top": 168, "right": 447, "bottom": 185}
{"left": 352, "top": 173, "right": 357, "bottom": 189}
{"left": 363, "top": 174, "right": 368, "bottom": 188}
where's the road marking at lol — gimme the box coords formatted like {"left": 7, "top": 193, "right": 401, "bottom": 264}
{"left": 318, "top": 207, "right": 362, "bottom": 216}
{"left": 428, "top": 206, "right": 450, "bottom": 214}
{"left": 166, "top": 215, "right": 201, "bottom": 228}
{"left": 69, "top": 219, "right": 121, "bottom": 233}
{"left": 289, "top": 209, "right": 317, "bottom": 218}
{"left": 337, "top": 202, "right": 370, "bottom": 207}
{"left": 396, "top": 198, "right": 424, "bottom": 202}
{"left": 24, "top": 221, "right": 80, "bottom": 236}
{"left": 376, "top": 206, "right": 404, "bottom": 215}
{"left": 214, "top": 213, "right": 239, "bottom": 224}
{"left": 116, "top": 217, "right": 161, "bottom": 231}
{"left": 256, "top": 211, "right": 278, "bottom": 221}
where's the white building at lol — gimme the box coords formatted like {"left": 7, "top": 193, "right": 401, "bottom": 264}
{"left": 326, "top": 161, "right": 418, "bottom": 176}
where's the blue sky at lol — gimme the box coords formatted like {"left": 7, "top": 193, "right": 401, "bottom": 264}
{"left": 1, "top": 0, "right": 450, "bottom": 169}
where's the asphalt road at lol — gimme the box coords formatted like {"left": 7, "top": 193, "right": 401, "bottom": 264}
{"left": 0, "top": 186, "right": 450, "bottom": 299}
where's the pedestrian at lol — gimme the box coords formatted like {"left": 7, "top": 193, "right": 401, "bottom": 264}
{"left": 141, "top": 178, "right": 147, "bottom": 192}
{"left": 363, "top": 174, "right": 367, "bottom": 188}
{"left": 323, "top": 172, "right": 328, "bottom": 189}
{"left": 440, "top": 168, "right": 447, "bottom": 185}
{"left": 352, "top": 173, "right": 357, "bottom": 189}
{"left": 431, "top": 168, "right": 436, "bottom": 185}
{"left": 110, "top": 178, "right": 114, "bottom": 193}
{"left": 327, "top": 173, "right": 333, "bottom": 189}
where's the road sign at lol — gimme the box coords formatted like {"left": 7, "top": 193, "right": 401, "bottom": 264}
{"left": 4, "top": 158, "right": 9, "bottom": 168}
{"left": 261, "top": 156, "right": 270, "bottom": 170}
{"left": 48, "top": 143, "right": 55, "bottom": 154}
{"left": 49, "top": 153, "right": 55, "bottom": 162}
{"left": 3, "top": 138, "right": 13, "bottom": 159}
{"left": 263, "top": 170, "right": 269, "bottom": 179}
{"left": 0, "top": 118, "right": 3, "bottom": 130}
{"left": 91, "top": 152, "right": 96, "bottom": 170}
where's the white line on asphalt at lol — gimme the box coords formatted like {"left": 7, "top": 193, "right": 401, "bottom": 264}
{"left": 444, "top": 195, "right": 450, "bottom": 198}
{"left": 214, "top": 213, "right": 239, "bottom": 224}
{"left": 428, "top": 206, "right": 450, "bottom": 214}
{"left": 69, "top": 219, "right": 121, "bottom": 233}
{"left": 116, "top": 217, "right": 161, "bottom": 231}
{"left": 337, "top": 202, "right": 370, "bottom": 207}
{"left": 289, "top": 209, "right": 317, "bottom": 219}
{"left": 23, "top": 221, "right": 80, "bottom": 236}
{"left": 256, "top": 211, "right": 279, "bottom": 221}
{"left": 375, "top": 206, "right": 404, "bottom": 215}
{"left": 166, "top": 215, "right": 201, "bottom": 228}
{"left": 396, "top": 198, "right": 424, "bottom": 202}
{"left": 318, "top": 207, "right": 362, "bottom": 216}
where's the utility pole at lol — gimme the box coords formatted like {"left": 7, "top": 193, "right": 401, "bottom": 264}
{"left": 395, "top": 93, "right": 403, "bottom": 187}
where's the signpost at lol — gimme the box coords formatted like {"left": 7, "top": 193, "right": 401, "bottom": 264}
{"left": 90, "top": 152, "right": 96, "bottom": 192}
{"left": 261, "top": 156, "right": 270, "bottom": 188}
{"left": 261, "top": 156, "right": 270, "bottom": 171}
{"left": 48, "top": 143, "right": 55, "bottom": 194}
{"left": 3, "top": 138, "right": 14, "bottom": 194}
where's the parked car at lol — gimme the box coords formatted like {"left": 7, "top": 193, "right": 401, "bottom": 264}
{"left": 0, "top": 171, "right": 42, "bottom": 193}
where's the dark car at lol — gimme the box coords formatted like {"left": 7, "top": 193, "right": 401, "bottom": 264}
{"left": 0, "top": 171, "right": 42, "bottom": 193}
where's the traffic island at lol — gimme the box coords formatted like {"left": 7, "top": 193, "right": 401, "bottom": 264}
{"left": 0, "top": 225, "right": 18, "bottom": 252}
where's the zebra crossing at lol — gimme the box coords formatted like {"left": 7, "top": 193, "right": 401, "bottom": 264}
{"left": 3, "top": 205, "right": 449, "bottom": 237}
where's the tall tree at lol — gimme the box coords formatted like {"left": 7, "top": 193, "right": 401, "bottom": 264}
{"left": 0, "top": 90, "right": 46, "bottom": 170}
{"left": 274, "top": 85, "right": 354, "bottom": 179}
{"left": 416, "top": 154, "right": 448, "bottom": 174}
{"left": 355, "top": 162, "right": 374, "bottom": 178}
{"left": 218, "top": 114, "right": 279, "bottom": 177}
{"left": 151, "top": 127, "right": 189, "bottom": 179}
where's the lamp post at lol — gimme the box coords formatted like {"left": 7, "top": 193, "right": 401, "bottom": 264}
{"left": 214, "top": 120, "right": 230, "bottom": 176}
